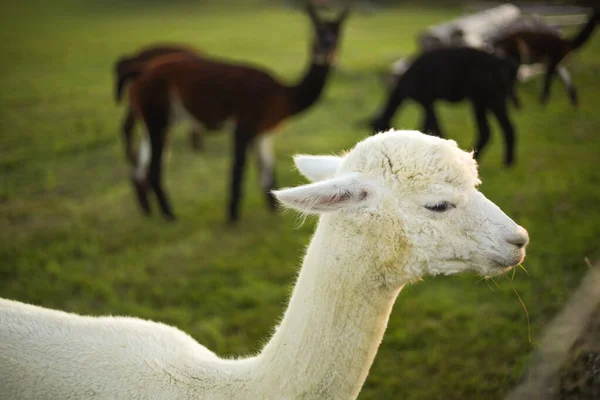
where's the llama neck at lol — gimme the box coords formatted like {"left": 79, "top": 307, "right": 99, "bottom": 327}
{"left": 288, "top": 57, "right": 331, "bottom": 116}
{"left": 255, "top": 215, "right": 405, "bottom": 399}
{"left": 569, "top": 11, "right": 598, "bottom": 50}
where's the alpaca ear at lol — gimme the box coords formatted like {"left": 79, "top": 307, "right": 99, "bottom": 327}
{"left": 294, "top": 155, "right": 343, "bottom": 182}
{"left": 273, "top": 173, "right": 381, "bottom": 214}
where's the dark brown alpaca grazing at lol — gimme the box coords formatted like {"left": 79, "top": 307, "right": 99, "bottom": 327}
{"left": 114, "top": 45, "right": 204, "bottom": 163}
{"left": 369, "top": 47, "right": 520, "bottom": 166}
{"left": 123, "top": 3, "right": 349, "bottom": 223}
{"left": 492, "top": 8, "right": 599, "bottom": 106}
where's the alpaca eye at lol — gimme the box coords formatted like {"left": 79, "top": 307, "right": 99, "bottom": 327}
{"left": 425, "top": 201, "right": 455, "bottom": 212}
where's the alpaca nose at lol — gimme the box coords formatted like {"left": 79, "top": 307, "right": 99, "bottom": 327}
{"left": 507, "top": 227, "right": 529, "bottom": 249}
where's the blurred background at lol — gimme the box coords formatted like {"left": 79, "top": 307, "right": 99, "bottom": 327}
{"left": 1, "top": 0, "right": 599, "bottom": 399}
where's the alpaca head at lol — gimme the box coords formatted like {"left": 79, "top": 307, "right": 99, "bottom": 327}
{"left": 274, "top": 130, "right": 528, "bottom": 283}
{"left": 306, "top": 1, "right": 349, "bottom": 65}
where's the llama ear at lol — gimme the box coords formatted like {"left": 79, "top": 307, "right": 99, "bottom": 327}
{"left": 294, "top": 155, "right": 343, "bottom": 182}
{"left": 273, "top": 173, "right": 381, "bottom": 214}
{"left": 337, "top": 5, "right": 350, "bottom": 23}
{"left": 306, "top": 1, "right": 321, "bottom": 28}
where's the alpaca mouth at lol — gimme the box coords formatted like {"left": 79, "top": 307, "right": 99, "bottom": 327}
{"left": 488, "top": 255, "right": 524, "bottom": 275}
{"left": 481, "top": 261, "right": 514, "bottom": 278}
{"left": 481, "top": 265, "right": 514, "bottom": 279}
{"left": 497, "top": 264, "right": 515, "bottom": 274}
{"left": 490, "top": 248, "right": 525, "bottom": 270}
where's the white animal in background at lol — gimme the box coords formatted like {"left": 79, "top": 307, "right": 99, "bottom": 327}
{"left": 419, "top": 4, "right": 522, "bottom": 51}
{"left": 0, "top": 129, "right": 529, "bottom": 400}
{"left": 389, "top": 4, "right": 522, "bottom": 86}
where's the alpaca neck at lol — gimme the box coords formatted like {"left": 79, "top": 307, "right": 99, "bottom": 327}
{"left": 288, "top": 56, "right": 331, "bottom": 116}
{"left": 254, "top": 215, "right": 406, "bottom": 399}
{"left": 569, "top": 11, "right": 598, "bottom": 50}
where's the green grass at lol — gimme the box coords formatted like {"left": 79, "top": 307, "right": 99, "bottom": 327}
{"left": 1, "top": 1, "right": 600, "bottom": 399}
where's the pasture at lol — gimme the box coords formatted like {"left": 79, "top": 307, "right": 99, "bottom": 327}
{"left": 1, "top": 1, "right": 600, "bottom": 398}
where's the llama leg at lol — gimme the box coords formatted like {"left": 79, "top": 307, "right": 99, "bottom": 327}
{"left": 370, "top": 89, "right": 405, "bottom": 134}
{"left": 131, "top": 135, "right": 152, "bottom": 216}
{"left": 556, "top": 65, "right": 577, "bottom": 106}
{"left": 421, "top": 104, "right": 443, "bottom": 138}
{"left": 228, "top": 127, "right": 252, "bottom": 223}
{"left": 509, "top": 85, "right": 522, "bottom": 110}
{"left": 540, "top": 61, "right": 559, "bottom": 105}
{"left": 491, "top": 102, "right": 516, "bottom": 166}
{"left": 122, "top": 108, "right": 137, "bottom": 165}
{"left": 189, "top": 126, "right": 204, "bottom": 152}
{"left": 255, "top": 134, "right": 278, "bottom": 211}
{"left": 144, "top": 107, "right": 176, "bottom": 221}
{"left": 147, "top": 131, "right": 176, "bottom": 221}
{"left": 472, "top": 102, "right": 490, "bottom": 161}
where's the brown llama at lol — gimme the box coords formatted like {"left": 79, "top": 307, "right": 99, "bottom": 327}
{"left": 492, "top": 8, "right": 599, "bottom": 106}
{"left": 114, "top": 45, "right": 204, "bottom": 163}
{"left": 122, "top": 3, "right": 349, "bottom": 223}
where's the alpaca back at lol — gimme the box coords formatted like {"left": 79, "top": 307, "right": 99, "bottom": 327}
{"left": 0, "top": 299, "right": 220, "bottom": 400}
{"left": 402, "top": 47, "right": 515, "bottom": 104}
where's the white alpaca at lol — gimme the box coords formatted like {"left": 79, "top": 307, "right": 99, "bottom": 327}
{"left": 0, "top": 130, "right": 529, "bottom": 400}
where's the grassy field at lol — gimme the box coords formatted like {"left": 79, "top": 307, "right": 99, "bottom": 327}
{"left": 1, "top": 1, "right": 600, "bottom": 398}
